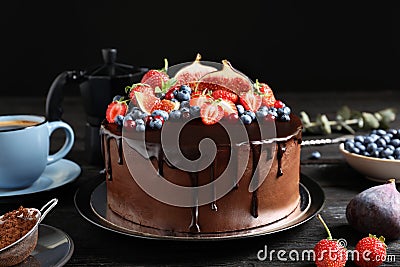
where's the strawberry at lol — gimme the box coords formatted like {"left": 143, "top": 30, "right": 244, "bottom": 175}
{"left": 190, "top": 94, "right": 212, "bottom": 107}
{"left": 254, "top": 80, "right": 276, "bottom": 107}
{"left": 239, "top": 91, "right": 262, "bottom": 112}
{"left": 354, "top": 235, "right": 386, "bottom": 267}
{"left": 200, "top": 101, "right": 224, "bottom": 125}
{"left": 314, "top": 214, "right": 348, "bottom": 267}
{"left": 212, "top": 89, "right": 239, "bottom": 103}
{"left": 163, "top": 84, "right": 180, "bottom": 100}
{"left": 127, "top": 83, "right": 154, "bottom": 103}
{"left": 141, "top": 58, "right": 170, "bottom": 90}
{"left": 218, "top": 99, "right": 238, "bottom": 116}
{"left": 106, "top": 100, "right": 128, "bottom": 123}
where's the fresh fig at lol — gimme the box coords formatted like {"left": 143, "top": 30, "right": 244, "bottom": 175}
{"left": 346, "top": 179, "right": 400, "bottom": 240}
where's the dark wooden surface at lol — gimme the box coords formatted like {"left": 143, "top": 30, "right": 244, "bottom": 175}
{"left": 1, "top": 90, "right": 400, "bottom": 266}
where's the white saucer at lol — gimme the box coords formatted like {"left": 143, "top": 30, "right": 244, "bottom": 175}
{"left": 0, "top": 159, "right": 81, "bottom": 197}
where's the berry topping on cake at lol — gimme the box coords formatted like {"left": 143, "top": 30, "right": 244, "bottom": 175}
{"left": 212, "top": 89, "right": 239, "bottom": 103}
{"left": 239, "top": 90, "right": 262, "bottom": 112}
{"left": 200, "top": 101, "right": 224, "bottom": 125}
{"left": 104, "top": 54, "right": 292, "bottom": 131}
{"left": 174, "top": 53, "right": 217, "bottom": 85}
{"left": 135, "top": 91, "right": 160, "bottom": 115}
{"left": 140, "top": 58, "right": 170, "bottom": 90}
{"left": 106, "top": 97, "right": 128, "bottom": 123}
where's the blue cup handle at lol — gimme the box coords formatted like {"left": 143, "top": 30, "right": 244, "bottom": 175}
{"left": 46, "top": 121, "right": 75, "bottom": 165}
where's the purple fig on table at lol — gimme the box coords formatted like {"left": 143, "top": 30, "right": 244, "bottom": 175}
{"left": 346, "top": 179, "right": 400, "bottom": 240}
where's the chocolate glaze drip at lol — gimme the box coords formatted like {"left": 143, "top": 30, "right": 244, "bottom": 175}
{"left": 117, "top": 138, "right": 123, "bottom": 165}
{"left": 277, "top": 142, "right": 286, "bottom": 177}
{"left": 105, "top": 136, "right": 113, "bottom": 180}
{"left": 210, "top": 161, "right": 218, "bottom": 211}
{"left": 250, "top": 144, "right": 261, "bottom": 218}
{"left": 189, "top": 172, "right": 200, "bottom": 232}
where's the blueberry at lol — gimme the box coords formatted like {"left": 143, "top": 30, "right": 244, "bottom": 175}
{"left": 268, "top": 108, "right": 278, "bottom": 118}
{"left": 355, "top": 141, "right": 366, "bottom": 152}
{"left": 344, "top": 140, "right": 355, "bottom": 151}
{"left": 149, "top": 117, "right": 163, "bottom": 129}
{"left": 282, "top": 106, "right": 291, "bottom": 115}
{"left": 366, "top": 142, "right": 378, "bottom": 153}
{"left": 240, "top": 114, "right": 252, "bottom": 125}
{"left": 114, "top": 115, "right": 124, "bottom": 126}
{"left": 279, "top": 114, "right": 290, "bottom": 122}
{"left": 180, "top": 101, "right": 190, "bottom": 109}
{"left": 113, "top": 95, "right": 123, "bottom": 102}
{"left": 244, "top": 110, "right": 256, "bottom": 121}
{"left": 352, "top": 147, "right": 361, "bottom": 154}
{"left": 376, "top": 129, "right": 387, "bottom": 136}
{"left": 135, "top": 118, "right": 145, "bottom": 125}
{"left": 151, "top": 110, "right": 169, "bottom": 121}
{"left": 176, "top": 90, "right": 191, "bottom": 102}
{"left": 310, "top": 151, "right": 321, "bottom": 159}
{"left": 376, "top": 138, "right": 387, "bottom": 148}
{"left": 390, "top": 139, "right": 400, "bottom": 147}
{"left": 354, "top": 135, "right": 365, "bottom": 143}
{"left": 363, "top": 136, "right": 375, "bottom": 144}
{"left": 256, "top": 109, "right": 268, "bottom": 119}
{"left": 394, "top": 147, "right": 400, "bottom": 159}
{"left": 370, "top": 150, "right": 380, "bottom": 158}
{"left": 135, "top": 124, "right": 146, "bottom": 132}
{"left": 179, "top": 84, "right": 192, "bottom": 94}
{"left": 380, "top": 147, "right": 394, "bottom": 158}
{"left": 277, "top": 108, "right": 285, "bottom": 116}
{"left": 236, "top": 104, "right": 245, "bottom": 115}
{"left": 382, "top": 134, "right": 392, "bottom": 144}
{"left": 189, "top": 106, "right": 201, "bottom": 117}
{"left": 169, "top": 110, "right": 182, "bottom": 120}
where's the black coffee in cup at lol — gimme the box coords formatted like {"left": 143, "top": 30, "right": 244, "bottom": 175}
{"left": 0, "top": 120, "right": 39, "bottom": 131}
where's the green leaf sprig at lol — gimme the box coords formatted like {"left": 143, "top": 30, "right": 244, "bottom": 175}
{"left": 300, "top": 106, "right": 397, "bottom": 135}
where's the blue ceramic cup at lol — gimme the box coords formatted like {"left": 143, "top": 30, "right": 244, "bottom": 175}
{"left": 0, "top": 115, "right": 75, "bottom": 189}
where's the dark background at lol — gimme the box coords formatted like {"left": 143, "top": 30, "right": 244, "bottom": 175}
{"left": 1, "top": 1, "right": 399, "bottom": 97}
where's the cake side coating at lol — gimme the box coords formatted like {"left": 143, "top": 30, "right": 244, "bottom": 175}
{"left": 101, "top": 114, "right": 302, "bottom": 233}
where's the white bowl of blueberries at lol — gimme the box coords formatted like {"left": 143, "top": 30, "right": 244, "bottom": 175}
{"left": 339, "top": 128, "right": 400, "bottom": 183}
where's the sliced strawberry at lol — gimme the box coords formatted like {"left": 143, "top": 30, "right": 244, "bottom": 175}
{"left": 212, "top": 89, "right": 239, "bottom": 103}
{"left": 239, "top": 91, "right": 262, "bottom": 112}
{"left": 141, "top": 59, "right": 170, "bottom": 90}
{"left": 106, "top": 101, "right": 128, "bottom": 123}
{"left": 200, "top": 101, "right": 224, "bottom": 125}
{"left": 254, "top": 80, "right": 276, "bottom": 107}
{"left": 190, "top": 94, "right": 212, "bottom": 107}
{"left": 135, "top": 91, "right": 160, "bottom": 114}
{"left": 218, "top": 99, "right": 238, "bottom": 116}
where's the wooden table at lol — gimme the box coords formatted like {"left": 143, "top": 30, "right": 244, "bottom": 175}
{"left": 1, "top": 90, "right": 399, "bottom": 266}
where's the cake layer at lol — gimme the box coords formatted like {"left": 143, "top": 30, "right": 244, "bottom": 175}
{"left": 101, "top": 114, "right": 302, "bottom": 233}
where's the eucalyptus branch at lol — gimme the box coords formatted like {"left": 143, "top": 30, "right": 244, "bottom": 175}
{"left": 300, "top": 106, "right": 397, "bottom": 135}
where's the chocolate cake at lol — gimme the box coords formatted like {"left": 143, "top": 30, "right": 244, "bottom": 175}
{"left": 100, "top": 55, "right": 303, "bottom": 234}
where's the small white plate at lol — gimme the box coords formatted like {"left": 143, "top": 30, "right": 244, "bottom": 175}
{"left": 0, "top": 159, "right": 81, "bottom": 197}
{"left": 339, "top": 143, "right": 400, "bottom": 183}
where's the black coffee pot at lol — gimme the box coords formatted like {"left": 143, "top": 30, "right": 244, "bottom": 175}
{"left": 45, "top": 48, "right": 148, "bottom": 164}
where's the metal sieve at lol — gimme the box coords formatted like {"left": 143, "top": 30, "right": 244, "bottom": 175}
{"left": 0, "top": 198, "right": 58, "bottom": 266}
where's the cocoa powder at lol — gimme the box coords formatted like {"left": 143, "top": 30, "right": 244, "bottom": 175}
{"left": 0, "top": 206, "right": 38, "bottom": 250}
